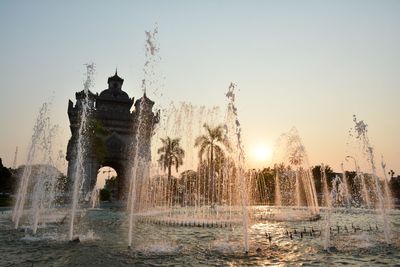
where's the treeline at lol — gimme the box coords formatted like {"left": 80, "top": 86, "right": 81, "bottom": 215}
{"left": 0, "top": 158, "right": 69, "bottom": 206}
{"left": 2, "top": 156, "right": 400, "bottom": 207}
{"left": 249, "top": 164, "right": 400, "bottom": 207}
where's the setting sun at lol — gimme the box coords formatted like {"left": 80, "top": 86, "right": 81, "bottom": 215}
{"left": 253, "top": 144, "right": 273, "bottom": 162}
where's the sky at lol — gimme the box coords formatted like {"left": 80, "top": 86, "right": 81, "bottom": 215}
{"left": 0, "top": 0, "right": 399, "bottom": 177}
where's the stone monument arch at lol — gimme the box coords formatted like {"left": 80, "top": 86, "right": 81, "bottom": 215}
{"left": 66, "top": 71, "right": 159, "bottom": 200}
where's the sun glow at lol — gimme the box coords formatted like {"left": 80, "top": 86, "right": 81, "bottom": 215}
{"left": 252, "top": 144, "right": 273, "bottom": 162}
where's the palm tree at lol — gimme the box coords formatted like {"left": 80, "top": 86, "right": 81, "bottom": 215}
{"left": 157, "top": 137, "right": 185, "bottom": 182}
{"left": 195, "top": 123, "right": 231, "bottom": 204}
{"left": 157, "top": 137, "right": 185, "bottom": 206}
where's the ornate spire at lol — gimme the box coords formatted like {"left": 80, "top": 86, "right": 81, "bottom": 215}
{"left": 108, "top": 69, "right": 124, "bottom": 86}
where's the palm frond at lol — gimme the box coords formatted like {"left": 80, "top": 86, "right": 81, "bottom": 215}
{"left": 195, "top": 135, "right": 209, "bottom": 147}
{"left": 157, "top": 136, "right": 185, "bottom": 174}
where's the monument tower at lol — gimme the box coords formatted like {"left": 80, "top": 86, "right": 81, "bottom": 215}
{"left": 66, "top": 71, "right": 159, "bottom": 199}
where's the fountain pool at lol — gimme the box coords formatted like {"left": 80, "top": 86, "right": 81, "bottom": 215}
{"left": 1, "top": 206, "right": 399, "bottom": 266}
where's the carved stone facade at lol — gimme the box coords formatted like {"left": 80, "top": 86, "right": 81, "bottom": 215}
{"left": 66, "top": 71, "right": 159, "bottom": 200}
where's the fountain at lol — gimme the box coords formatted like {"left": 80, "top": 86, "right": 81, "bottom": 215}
{"left": 68, "top": 63, "right": 96, "bottom": 241}
{"left": 252, "top": 127, "right": 320, "bottom": 222}
{"left": 2, "top": 28, "right": 399, "bottom": 266}
{"left": 322, "top": 174, "right": 339, "bottom": 251}
{"left": 345, "top": 155, "right": 372, "bottom": 208}
{"left": 226, "top": 82, "right": 249, "bottom": 252}
{"left": 127, "top": 27, "right": 160, "bottom": 248}
{"left": 90, "top": 188, "right": 99, "bottom": 209}
{"left": 122, "top": 27, "right": 251, "bottom": 252}
{"left": 12, "top": 102, "right": 60, "bottom": 234}
{"left": 348, "top": 115, "right": 392, "bottom": 244}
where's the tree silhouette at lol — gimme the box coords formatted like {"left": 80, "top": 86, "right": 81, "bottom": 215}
{"left": 195, "top": 123, "right": 231, "bottom": 204}
{"left": 157, "top": 137, "right": 185, "bottom": 182}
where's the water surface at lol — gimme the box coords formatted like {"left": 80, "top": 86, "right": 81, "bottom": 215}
{"left": 1, "top": 207, "right": 399, "bottom": 266}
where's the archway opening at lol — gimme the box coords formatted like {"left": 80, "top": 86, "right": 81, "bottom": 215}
{"left": 96, "top": 166, "right": 118, "bottom": 201}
